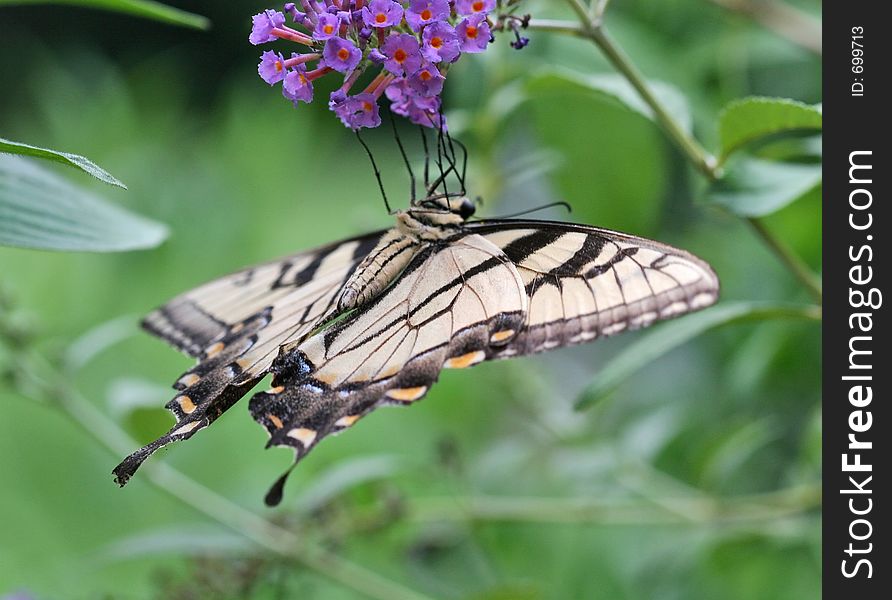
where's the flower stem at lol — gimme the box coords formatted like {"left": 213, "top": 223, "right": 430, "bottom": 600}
{"left": 538, "top": 1, "right": 823, "bottom": 305}
{"left": 746, "top": 216, "right": 823, "bottom": 303}
{"left": 403, "top": 483, "right": 821, "bottom": 525}
{"left": 587, "top": 27, "right": 719, "bottom": 180}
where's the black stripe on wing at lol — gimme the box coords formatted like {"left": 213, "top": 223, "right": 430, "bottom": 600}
{"left": 467, "top": 219, "right": 720, "bottom": 357}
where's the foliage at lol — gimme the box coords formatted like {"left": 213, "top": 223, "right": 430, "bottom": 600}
{"left": 0, "top": 0, "right": 821, "bottom": 599}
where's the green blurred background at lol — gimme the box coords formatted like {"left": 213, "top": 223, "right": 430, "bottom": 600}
{"left": 0, "top": 1, "right": 821, "bottom": 598}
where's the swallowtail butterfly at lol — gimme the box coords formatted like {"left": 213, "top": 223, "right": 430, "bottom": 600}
{"left": 114, "top": 195, "right": 719, "bottom": 505}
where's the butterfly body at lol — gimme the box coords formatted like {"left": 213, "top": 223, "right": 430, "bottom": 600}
{"left": 114, "top": 195, "right": 719, "bottom": 504}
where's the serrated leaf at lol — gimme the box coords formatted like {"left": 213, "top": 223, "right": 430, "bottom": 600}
{"left": 0, "top": 155, "right": 168, "bottom": 252}
{"left": 1, "top": 137, "right": 126, "bottom": 188}
{"left": 0, "top": 0, "right": 210, "bottom": 30}
{"left": 576, "top": 302, "right": 821, "bottom": 410}
{"left": 707, "top": 158, "right": 821, "bottom": 217}
{"left": 526, "top": 69, "right": 692, "bottom": 134}
{"left": 718, "top": 97, "right": 822, "bottom": 163}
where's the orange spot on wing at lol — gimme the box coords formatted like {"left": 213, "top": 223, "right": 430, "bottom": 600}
{"left": 385, "top": 386, "right": 428, "bottom": 402}
{"left": 287, "top": 427, "right": 317, "bottom": 446}
{"left": 444, "top": 350, "right": 486, "bottom": 369}
{"left": 335, "top": 414, "right": 360, "bottom": 428}
{"left": 177, "top": 395, "right": 196, "bottom": 414}
{"left": 490, "top": 329, "right": 515, "bottom": 343}
{"left": 268, "top": 414, "right": 284, "bottom": 429}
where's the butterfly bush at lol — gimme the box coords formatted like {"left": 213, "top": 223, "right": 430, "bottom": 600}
{"left": 250, "top": 1, "right": 507, "bottom": 130}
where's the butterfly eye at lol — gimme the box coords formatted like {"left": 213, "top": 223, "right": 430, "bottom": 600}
{"left": 458, "top": 198, "right": 475, "bottom": 219}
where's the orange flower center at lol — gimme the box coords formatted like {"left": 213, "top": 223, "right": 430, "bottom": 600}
{"left": 337, "top": 48, "right": 350, "bottom": 60}
{"left": 375, "top": 13, "right": 387, "bottom": 23}
{"left": 275, "top": 60, "right": 284, "bottom": 72}
{"left": 394, "top": 48, "right": 407, "bottom": 62}
{"left": 299, "top": 74, "right": 307, "bottom": 84}
{"left": 466, "top": 25, "right": 478, "bottom": 38}
{"left": 421, "top": 9, "right": 432, "bottom": 20}
{"left": 362, "top": 101, "right": 374, "bottom": 112}
{"left": 472, "top": 1, "right": 484, "bottom": 11}
{"left": 420, "top": 70, "right": 432, "bottom": 81}
{"left": 323, "top": 24, "right": 334, "bottom": 34}
{"left": 431, "top": 36, "right": 442, "bottom": 48}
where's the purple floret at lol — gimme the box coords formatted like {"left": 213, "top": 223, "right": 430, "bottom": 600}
{"left": 282, "top": 66, "right": 314, "bottom": 104}
{"left": 332, "top": 93, "right": 382, "bottom": 130}
{"left": 249, "top": 10, "right": 286, "bottom": 45}
{"left": 386, "top": 78, "right": 444, "bottom": 128}
{"left": 323, "top": 37, "right": 362, "bottom": 73}
{"left": 258, "top": 50, "right": 288, "bottom": 84}
{"left": 405, "top": 0, "right": 450, "bottom": 32}
{"left": 408, "top": 64, "right": 445, "bottom": 97}
{"left": 381, "top": 33, "right": 423, "bottom": 76}
{"left": 456, "top": 14, "right": 491, "bottom": 53}
{"left": 421, "top": 21, "right": 461, "bottom": 63}
{"left": 455, "top": 0, "right": 496, "bottom": 16}
{"left": 313, "top": 13, "right": 342, "bottom": 40}
{"left": 362, "top": 0, "right": 404, "bottom": 29}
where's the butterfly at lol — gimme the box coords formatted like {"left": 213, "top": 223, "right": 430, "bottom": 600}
{"left": 113, "top": 194, "right": 719, "bottom": 505}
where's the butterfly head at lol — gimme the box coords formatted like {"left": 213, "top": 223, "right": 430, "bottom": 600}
{"left": 407, "top": 195, "right": 475, "bottom": 227}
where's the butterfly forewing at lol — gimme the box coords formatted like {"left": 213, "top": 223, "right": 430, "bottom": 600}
{"left": 469, "top": 220, "right": 719, "bottom": 357}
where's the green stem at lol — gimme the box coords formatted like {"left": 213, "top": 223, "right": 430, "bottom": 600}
{"left": 541, "top": 1, "right": 823, "bottom": 305}
{"left": 707, "top": 0, "right": 822, "bottom": 56}
{"left": 24, "top": 352, "right": 433, "bottom": 600}
{"left": 587, "top": 26, "right": 719, "bottom": 180}
{"left": 555, "top": 1, "right": 719, "bottom": 180}
{"left": 404, "top": 483, "right": 820, "bottom": 525}
{"left": 747, "top": 217, "right": 823, "bottom": 303}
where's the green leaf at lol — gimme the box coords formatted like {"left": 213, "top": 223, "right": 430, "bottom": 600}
{"left": 1, "top": 137, "right": 126, "bottom": 189}
{"left": 526, "top": 69, "right": 692, "bottom": 134}
{"left": 0, "top": 0, "right": 210, "bottom": 30}
{"left": 707, "top": 158, "right": 821, "bottom": 218}
{"left": 576, "top": 302, "right": 821, "bottom": 410}
{"left": 0, "top": 155, "right": 169, "bottom": 252}
{"left": 718, "top": 97, "right": 822, "bottom": 163}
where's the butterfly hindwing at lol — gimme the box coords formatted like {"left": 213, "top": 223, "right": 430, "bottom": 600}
{"left": 113, "top": 231, "right": 385, "bottom": 485}
{"left": 248, "top": 233, "right": 529, "bottom": 503}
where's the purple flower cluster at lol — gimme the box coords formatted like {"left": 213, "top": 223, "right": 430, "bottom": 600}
{"left": 249, "top": 1, "right": 498, "bottom": 130}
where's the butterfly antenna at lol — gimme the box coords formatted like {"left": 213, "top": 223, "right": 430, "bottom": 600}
{"left": 429, "top": 113, "right": 450, "bottom": 198}
{"left": 495, "top": 201, "right": 573, "bottom": 219}
{"left": 446, "top": 131, "right": 468, "bottom": 195}
{"left": 355, "top": 130, "right": 392, "bottom": 214}
{"left": 389, "top": 112, "right": 415, "bottom": 205}
{"left": 419, "top": 126, "right": 431, "bottom": 192}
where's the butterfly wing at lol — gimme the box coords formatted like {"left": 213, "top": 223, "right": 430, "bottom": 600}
{"left": 248, "top": 232, "right": 529, "bottom": 504}
{"left": 469, "top": 219, "right": 720, "bottom": 357}
{"left": 113, "top": 231, "right": 385, "bottom": 485}
{"left": 249, "top": 221, "right": 719, "bottom": 504}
